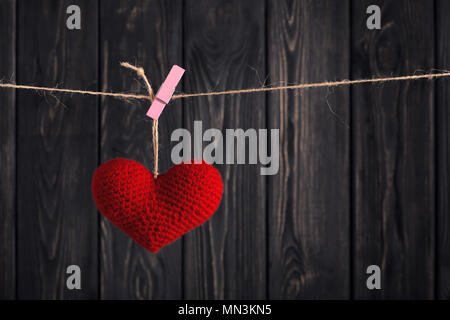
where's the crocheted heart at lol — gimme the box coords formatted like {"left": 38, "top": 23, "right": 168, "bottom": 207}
{"left": 92, "top": 158, "right": 223, "bottom": 253}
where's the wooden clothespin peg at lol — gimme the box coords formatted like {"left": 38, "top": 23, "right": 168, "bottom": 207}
{"left": 147, "top": 65, "right": 185, "bottom": 119}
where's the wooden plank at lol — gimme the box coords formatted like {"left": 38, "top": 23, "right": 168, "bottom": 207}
{"left": 268, "top": 0, "right": 350, "bottom": 299}
{"left": 183, "top": 0, "right": 266, "bottom": 299}
{"left": 352, "top": 0, "right": 434, "bottom": 299}
{"left": 17, "top": 0, "right": 99, "bottom": 299}
{"left": 437, "top": 0, "right": 450, "bottom": 300}
{"left": 99, "top": 0, "right": 183, "bottom": 299}
{"left": 0, "top": 0, "right": 16, "bottom": 300}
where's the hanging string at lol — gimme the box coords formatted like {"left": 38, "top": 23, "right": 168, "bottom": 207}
{"left": 2, "top": 71, "right": 450, "bottom": 102}
{"left": 120, "top": 62, "right": 159, "bottom": 178}
{"left": 2, "top": 63, "right": 450, "bottom": 178}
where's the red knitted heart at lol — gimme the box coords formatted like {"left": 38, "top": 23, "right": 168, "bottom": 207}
{"left": 91, "top": 158, "right": 223, "bottom": 253}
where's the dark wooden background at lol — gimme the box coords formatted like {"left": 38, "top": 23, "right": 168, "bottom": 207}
{"left": 0, "top": 0, "right": 449, "bottom": 300}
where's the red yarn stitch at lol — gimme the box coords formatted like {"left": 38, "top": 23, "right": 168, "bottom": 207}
{"left": 92, "top": 158, "right": 223, "bottom": 253}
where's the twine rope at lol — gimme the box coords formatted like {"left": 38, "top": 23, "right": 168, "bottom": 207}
{"left": 2, "top": 71, "right": 450, "bottom": 102}
{"left": 120, "top": 62, "right": 159, "bottom": 178}
{"left": 2, "top": 63, "right": 450, "bottom": 177}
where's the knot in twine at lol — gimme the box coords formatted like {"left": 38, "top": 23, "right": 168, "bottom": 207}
{"left": 120, "top": 62, "right": 159, "bottom": 178}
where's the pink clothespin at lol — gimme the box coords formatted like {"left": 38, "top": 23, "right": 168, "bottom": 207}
{"left": 147, "top": 65, "right": 185, "bottom": 119}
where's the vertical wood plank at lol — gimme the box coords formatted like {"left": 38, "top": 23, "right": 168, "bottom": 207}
{"left": 17, "top": 0, "right": 99, "bottom": 299}
{"left": 100, "top": 0, "right": 183, "bottom": 299}
{"left": 352, "top": 0, "right": 435, "bottom": 299}
{"left": 437, "top": 0, "right": 450, "bottom": 300}
{"left": 268, "top": 0, "right": 351, "bottom": 299}
{"left": 183, "top": 0, "right": 266, "bottom": 299}
{"left": 0, "top": 0, "right": 16, "bottom": 300}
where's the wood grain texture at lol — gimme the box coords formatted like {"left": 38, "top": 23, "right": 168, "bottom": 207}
{"left": 0, "top": 0, "right": 447, "bottom": 300}
{"left": 436, "top": 0, "right": 450, "bottom": 300}
{"left": 352, "top": 0, "right": 435, "bottom": 299}
{"left": 99, "top": 0, "right": 183, "bottom": 299}
{"left": 16, "top": 0, "right": 99, "bottom": 299}
{"left": 183, "top": 0, "right": 266, "bottom": 299}
{"left": 0, "top": 0, "right": 16, "bottom": 300}
{"left": 268, "top": 0, "right": 350, "bottom": 299}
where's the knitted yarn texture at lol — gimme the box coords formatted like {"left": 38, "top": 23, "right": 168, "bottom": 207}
{"left": 92, "top": 158, "right": 223, "bottom": 253}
